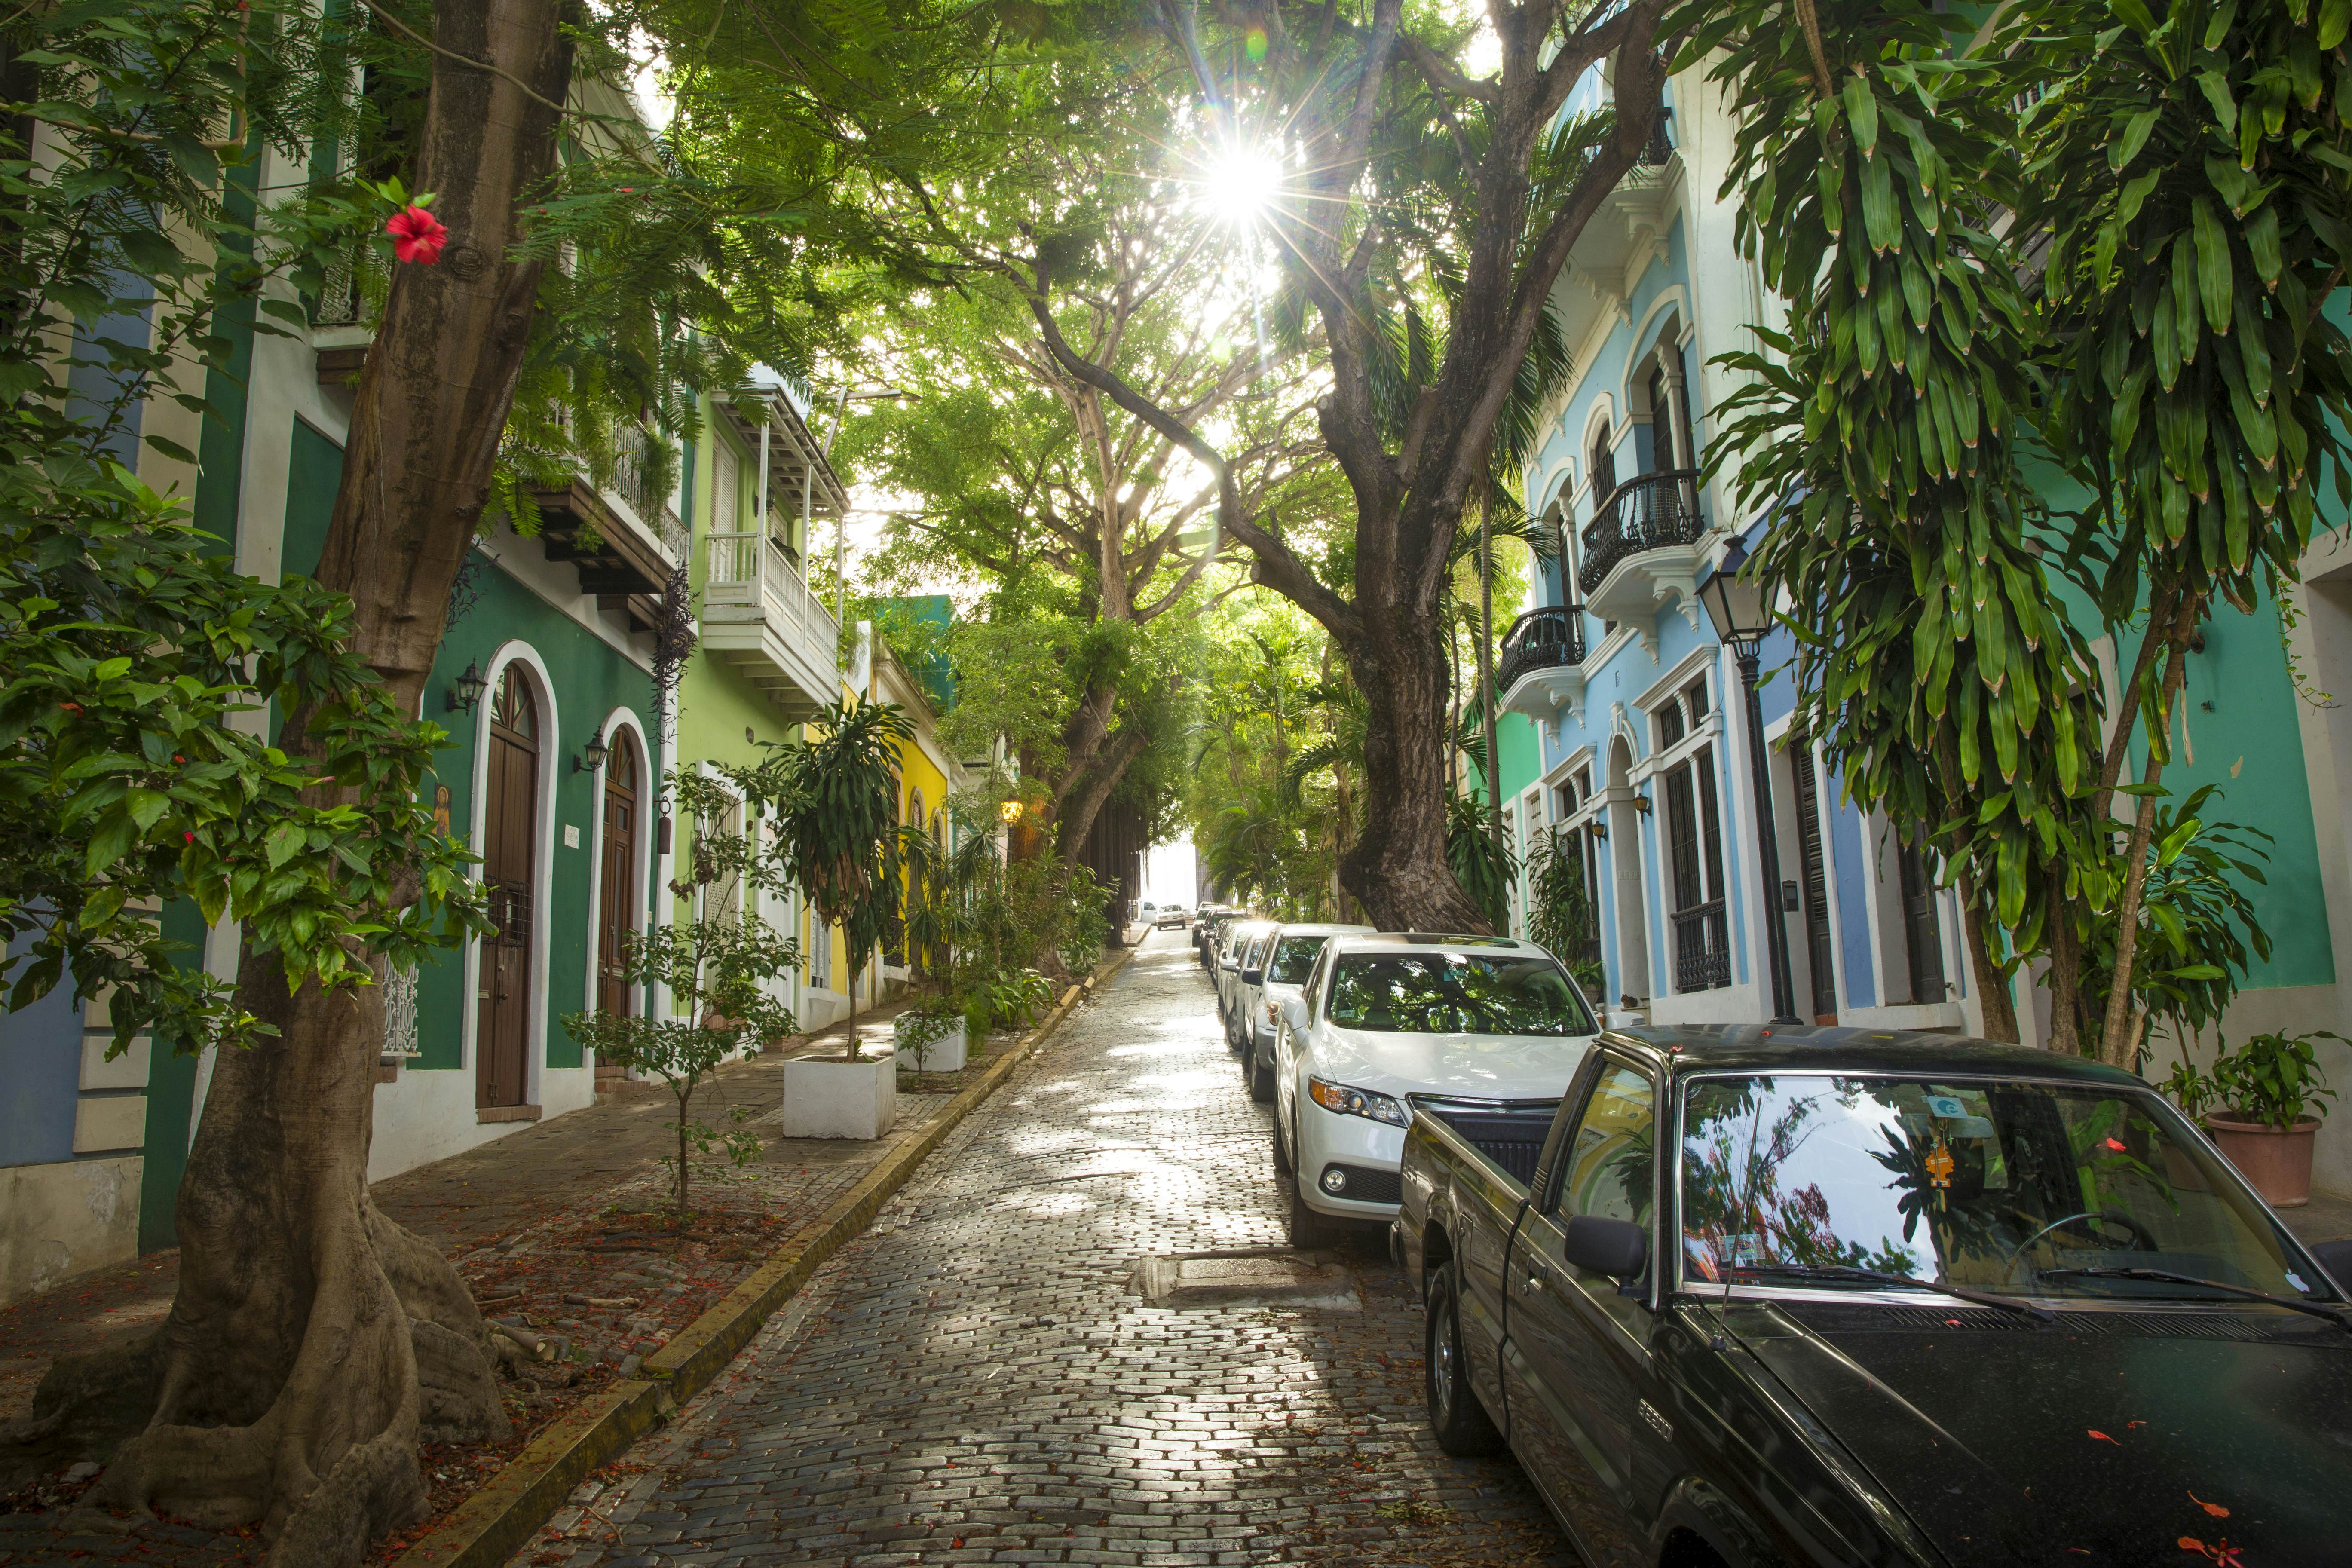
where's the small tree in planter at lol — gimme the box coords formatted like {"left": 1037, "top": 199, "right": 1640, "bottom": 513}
{"left": 564, "top": 768, "right": 796, "bottom": 1214}
{"left": 753, "top": 694, "right": 915, "bottom": 1060}
{"left": 894, "top": 997, "right": 965, "bottom": 1077}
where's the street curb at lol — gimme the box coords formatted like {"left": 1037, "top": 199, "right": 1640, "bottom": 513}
{"left": 388, "top": 945, "right": 1137, "bottom": 1568}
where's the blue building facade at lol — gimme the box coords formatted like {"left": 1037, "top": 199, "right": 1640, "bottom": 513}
{"left": 1492, "top": 63, "right": 1977, "bottom": 1036}
{"left": 1495, "top": 60, "right": 2352, "bottom": 1200}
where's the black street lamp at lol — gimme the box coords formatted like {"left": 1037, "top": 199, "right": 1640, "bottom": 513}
{"left": 1698, "top": 534, "right": 1802, "bottom": 1026}
{"left": 446, "top": 659, "right": 489, "bottom": 714}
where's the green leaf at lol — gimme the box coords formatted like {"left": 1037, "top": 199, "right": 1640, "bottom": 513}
{"left": 2195, "top": 71, "right": 2239, "bottom": 135}
{"left": 2111, "top": 107, "right": 2162, "bottom": 172}
{"left": 126, "top": 788, "right": 169, "bottom": 833}
{"left": 1843, "top": 77, "right": 1880, "bottom": 154}
{"left": 2190, "top": 198, "right": 2233, "bottom": 333}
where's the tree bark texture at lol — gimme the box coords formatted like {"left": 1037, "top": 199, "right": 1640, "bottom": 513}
{"left": 5, "top": 2, "right": 573, "bottom": 1559}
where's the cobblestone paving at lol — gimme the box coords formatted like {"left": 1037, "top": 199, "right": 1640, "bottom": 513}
{"left": 0, "top": 1006, "right": 984, "bottom": 1567}
{"left": 514, "top": 932, "right": 1575, "bottom": 1568}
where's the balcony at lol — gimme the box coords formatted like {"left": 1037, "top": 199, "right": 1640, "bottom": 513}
{"left": 1554, "top": 98, "right": 1683, "bottom": 345}
{"left": 535, "top": 432, "right": 693, "bottom": 635}
{"left": 1494, "top": 606, "right": 1590, "bottom": 722}
{"left": 701, "top": 531, "right": 842, "bottom": 719}
{"left": 698, "top": 384, "right": 850, "bottom": 717}
{"left": 1578, "top": 469, "right": 1710, "bottom": 644}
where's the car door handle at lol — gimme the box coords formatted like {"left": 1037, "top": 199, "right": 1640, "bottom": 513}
{"left": 1524, "top": 1274, "right": 1546, "bottom": 1294}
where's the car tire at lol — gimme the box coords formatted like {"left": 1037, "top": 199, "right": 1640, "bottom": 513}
{"left": 1286, "top": 1177, "right": 1340, "bottom": 1250}
{"left": 1246, "top": 1045, "right": 1275, "bottom": 1103}
{"left": 1425, "top": 1265, "right": 1506, "bottom": 1457}
{"left": 1271, "top": 1106, "right": 1294, "bottom": 1176}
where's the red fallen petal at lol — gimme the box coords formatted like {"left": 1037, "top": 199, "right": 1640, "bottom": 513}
{"left": 2089, "top": 1430, "right": 2119, "bottom": 1444}
{"left": 2190, "top": 1491, "right": 2230, "bottom": 1517}
{"left": 2105, "top": 1136, "right": 2128, "bottom": 1150}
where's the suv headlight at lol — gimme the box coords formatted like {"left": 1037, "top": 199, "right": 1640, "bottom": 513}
{"left": 1307, "top": 1076, "right": 1410, "bottom": 1127}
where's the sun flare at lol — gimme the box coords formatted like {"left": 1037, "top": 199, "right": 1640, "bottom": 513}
{"left": 1200, "top": 146, "right": 1283, "bottom": 224}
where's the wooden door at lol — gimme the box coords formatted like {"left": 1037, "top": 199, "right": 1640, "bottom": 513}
{"left": 476, "top": 666, "right": 538, "bottom": 1109}
{"left": 1789, "top": 738, "right": 1839, "bottom": 1024}
{"left": 597, "top": 731, "right": 638, "bottom": 1019}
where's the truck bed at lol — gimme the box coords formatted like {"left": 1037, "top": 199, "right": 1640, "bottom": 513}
{"left": 1415, "top": 1100, "right": 1559, "bottom": 1188}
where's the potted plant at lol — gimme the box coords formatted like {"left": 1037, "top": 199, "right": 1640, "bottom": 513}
{"left": 751, "top": 695, "right": 916, "bottom": 1139}
{"left": 894, "top": 997, "right": 967, "bottom": 1075}
{"left": 2196, "top": 1031, "right": 2342, "bottom": 1207}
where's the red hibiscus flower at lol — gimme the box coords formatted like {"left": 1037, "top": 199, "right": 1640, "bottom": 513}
{"left": 386, "top": 205, "right": 447, "bottom": 265}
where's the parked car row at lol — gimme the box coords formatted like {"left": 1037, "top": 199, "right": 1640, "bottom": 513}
{"left": 1190, "top": 913, "right": 2352, "bottom": 1567}
{"left": 1203, "top": 915, "right": 1601, "bottom": 1250}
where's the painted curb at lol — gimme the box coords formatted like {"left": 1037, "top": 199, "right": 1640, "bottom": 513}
{"left": 388, "top": 946, "right": 1136, "bottom": 1568}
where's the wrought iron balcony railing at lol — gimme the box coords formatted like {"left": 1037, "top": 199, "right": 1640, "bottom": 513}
{"left": 1672, "top": 898, "right": 1731, "bottom": 993}
{"left": 1494, "top": 606, "right": 1588, "bottom": 697}
{"left": 1578, "top": 469, "right": 1705, "bottom": 596}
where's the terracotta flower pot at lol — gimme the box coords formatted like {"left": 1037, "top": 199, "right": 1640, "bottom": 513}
{"left": 2205, "top": 1113, "right": 2321, "bottom": 1208}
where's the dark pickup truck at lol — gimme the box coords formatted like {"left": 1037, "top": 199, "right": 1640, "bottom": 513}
{"left": 1395, "top": 1024, "right": 2352, "bottom": 1568}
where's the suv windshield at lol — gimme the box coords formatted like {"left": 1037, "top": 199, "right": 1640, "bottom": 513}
{"left": 1268, "top": 936, "right": 1329, "bottom": 986}
{"left": 1325, "top": 953, "right": 1594, "bottom": 1036}
{"left": 1679, "top": 1074, "right": 2328, "bottom": 1303}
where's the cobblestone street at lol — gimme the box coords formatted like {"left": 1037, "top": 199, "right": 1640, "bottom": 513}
{"left": 517, "top": 930, "right": 1573, "bottom": 1567}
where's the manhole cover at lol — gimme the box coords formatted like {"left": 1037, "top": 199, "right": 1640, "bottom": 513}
{"left": 1127, "top": 1249, "right": 1360, "bottom": 1310}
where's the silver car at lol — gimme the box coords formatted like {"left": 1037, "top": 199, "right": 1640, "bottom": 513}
{"left": 1240, "top": 923, "right": 1371, "bottom": 1101}
{"left": 1215, "top": 919, "right": 1274, "bottom": 1033}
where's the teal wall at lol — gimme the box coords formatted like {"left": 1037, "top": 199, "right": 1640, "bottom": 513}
{"left": 281, "top": 425, "right": 658, "bottom": 1077}
{"left": 2027, "top": 464, "right": 2336, "bottom": 994}
{"left": 2135, "top": 586, "right": 2334, "bottom": 991}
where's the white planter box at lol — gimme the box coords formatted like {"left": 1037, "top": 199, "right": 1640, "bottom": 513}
{"left": 893, "top": 1018, "right": 968, "bottom": 1074}
{"left": 780, "top": 1055, "right": 897, "bottom": 1140}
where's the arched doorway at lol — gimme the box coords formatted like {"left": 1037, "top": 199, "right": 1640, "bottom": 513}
{"left": 477, "top": 665, "right": 539, "bottom": 1110}
{"left": 1608, "top": 735, "right": 1651, "bottom": 1007}
{"left": 594, "top": 729, "right": 639, "bottom": 1097}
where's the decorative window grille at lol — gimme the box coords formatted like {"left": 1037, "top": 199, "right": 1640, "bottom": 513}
{"left": 381, "top": 965, "right": 421, "bottom": 1061}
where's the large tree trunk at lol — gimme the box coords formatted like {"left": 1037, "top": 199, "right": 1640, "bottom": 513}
{"left": 7, "top": 3, "right": 573, "bottom": 1559}
{"left": 1052, "top": 720, "right": 1150, "bottom": 871}
{"left": 1342, "top": 609, "right": 1490, "bottom": 933}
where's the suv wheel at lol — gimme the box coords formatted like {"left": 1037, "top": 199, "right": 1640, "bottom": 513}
{"left": 1425, "top": 1264, "right": 1506, "bottom": 1456}
{"left": 1271, "top": 1106, "right": 1295, "bottom": 1176}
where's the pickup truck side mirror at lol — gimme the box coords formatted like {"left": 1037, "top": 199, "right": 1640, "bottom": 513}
{"left": 1563, "top": 1215, "right": 1648, "bottom": 1280}
{"left": 2310, "top": 1238, "right": 2352, "bottom": 1289}
{"left": 1241, "top": 968, "right": 1263, "bottom": 986}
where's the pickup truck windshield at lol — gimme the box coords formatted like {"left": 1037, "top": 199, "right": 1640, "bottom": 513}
{"left": 1679, "top": 1074, "right": 2328, "bottom": 1303}
{"left": 1326, "top": 954, "right": 1594, "bottom": 1036}
{"left": 1267, "top": 936, "right": 1328, "bottom": 986}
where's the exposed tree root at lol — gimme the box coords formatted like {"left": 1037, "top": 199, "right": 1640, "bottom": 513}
{"left": 3, "top": 965, "right": 508, "bottom": 1566}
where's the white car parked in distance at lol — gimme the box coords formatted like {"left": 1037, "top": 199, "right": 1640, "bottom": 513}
{"left": 1271, "top": 932, "right": 1599, "bottom": 1247}
{"left": 1240, "top": 923, "right": 1372, "bottom": 1102}
{"left": 1215, "top": 919, "right": 1274, "bottom": 1034}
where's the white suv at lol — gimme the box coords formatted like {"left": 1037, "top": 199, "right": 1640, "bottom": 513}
{"left": 1271, "top": 932, "right": 1598, "bottom": 1247}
